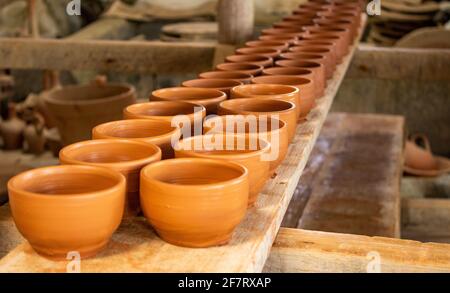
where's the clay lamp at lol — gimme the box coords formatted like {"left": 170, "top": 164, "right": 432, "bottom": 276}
{"left": 181, "top": 78, "right": 243, "bottom": 96}
{"left": 198, "top": 71, "right": 253, "bottom": 84}
{"left": 244, "top": 40, "right": 290, "bottom": 52}
{"left": 235, "top": 47, "right": 282, "bottom": 59}
{"left": 225, "top": 54, "right": 274, "bottom": 68}
{"left": 280, "top": 51, "right": 333, "bottom": 79}
{"left": 216, "top": 62, "right": 264, "bottom": 77}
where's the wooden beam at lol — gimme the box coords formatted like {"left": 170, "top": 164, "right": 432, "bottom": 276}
{"left": 218, "top": 0, "right": 254, "bottom": 45}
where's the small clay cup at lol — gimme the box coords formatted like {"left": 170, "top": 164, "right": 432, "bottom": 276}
{"left": 176, "top": 134, "right": 270, "bottom": 206}
{"left": 7, "top": 165, "right": 126, "bottom": 260}
{"left": 235, "top": 47, "right": 281, "bottom": 59}
{"left": 140, "top": 158, "right": 249, "bottom": 247}
{"left": 244, "top": 40, "right": 289, "bottom": 52}
{"left": 280, "top": 51, "right": 333, "bottom": 79}
{"left": 261, "top": 27, "right": 303, "bottom": 38}
{"left": 60, "top": 139, "right": 162, "bottom": 216}
{"left": 216, "top": 62, "right": 264, "bottom": 77}
{"left": 315, "top": 17, "right": 357, "bottom": 40}
{"left": 218, "top": 99, "right": 297, "bottom": 142}
{"left": 92, "top": 119, "right": 180, "bottom": 159}
{"left": 225, "top": 55, "right": 274, "bottom": 68}
{"left": 198, "top": 71, "right": 253, "bottom": 84}
{"left": 290, "top": 44, "right": 337, "bottom": 74}
{"left": 258, "top": 34, "right": 297, "bottom": 45}
{"left": 306, "top": 30, "right": 350, "bottom": 56}
{"left": 181, "top": 78, "right": 242, "bottom": 97}
{"left": 301, "top": 34, "right": 345, "bottom": 63}
{"left": 263, "top": 67, "right": 315, "bottom": 82}
{"left": 151, "top": 87, "right": 227, "bottom": 115}
{"left": 273, "top": 19, "right": 315, "bottom": 29}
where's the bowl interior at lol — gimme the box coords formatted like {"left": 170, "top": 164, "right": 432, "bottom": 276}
{"left": 235, "top": 84, "right": 296, "bottom": 95}
{"left": 205, "top": 115, "right": 284, "bottom": 134}
{"left": 128, "top": 102, "right": 199, "bottom": 116}
{"left": 223, "top": 99, "right": 292, "bottom": 113}
{"left": 154, "top": 88, "right": 223, "bottom": 100}
{"left": 50, "top": 84, "right": 130, "bottom": 102}
{"left": 184, "top": 79, "right": 240, "bottom": 88}
{"left": 96, "top": 120, "right": 176, "bottom": 139}
{"left": 253, "top": 76, "right": 310, "bottom": 86}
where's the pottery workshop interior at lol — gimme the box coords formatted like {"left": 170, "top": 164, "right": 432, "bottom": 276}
{"left": 1, "top": 0, "right": 450, "bottom": 278}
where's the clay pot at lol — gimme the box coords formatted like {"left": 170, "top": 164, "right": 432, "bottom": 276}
{"left": 203, "top": 115, "right": 289, "bottom": 173}
{"left": 283, "top": 14, "right": 318, "bottom": 22}
{"left": 301, "top": 34, "right": 345, "bottom": 63}
{"left": 258, "top": 34, "right": 297, "bottom": 45}
{"left": 318, "top": 10, "right": 360, "bottom": 28}
{"left": 280, "top": 51, "right": 333, "bottom": 79}
{"left": 216, "top": 62, "right": 264, "bottom": 77}
{"left": 315, "top": 17, "right": 357, "bottom": 40}
{"left": 123, "top": 101, "right": 206, "bottom": 136}
{"left": 198, "top": 71, "right": 253, "bottom": 84}
{"left": 306, "top": 29, "right": 350, "bottom": 55}
{"left": 251, "top": 75, "right": 315, "bottom": 120}
{"left": 43, "top": 82, "right": 136, "bottom": 146}
{"left": 276, "top": 59, "right": 326, "bottom": 98}
{"left": 263, "top": 67, "right": 315, "bottom": 82}
{"left": 283, "top": 47, "right": 336, "bottom": 78}
{"left": 273, "top": 19, "right": 315, "bottom": 29}
{"left": 291, "top": 39, "right": 336, "bottom": 52}
{"left": 235, "top": 47, "right": 281, "bottom": 59}
{"left": 261, "top": 27, "right": 304, "bottom": 38}
{"left": 151, "top": 87, "right": 226, "bottom": 115}
{"left": 92, "top": 119, "right": 180, "bottom": 159}
{"left": 218, "top": 99, "right": 297, "bottom": 142}
{"left": 7, "top": 165, "right": 126, "bottom": 260}
{"left": 23, "top": 113, "right": 46, "bottom": 155}
{"left": 225, "top": 55, "right": 274, "bottom": 68}
{"left": 176, "top": 134, "right": 270, "bottom": 206}
{"left": 140, "top": 158, "right": 249, "bottom": 247}
{"left": 181, "top": 78, "right": 242, "bottom": 97}
{"left": 0, "top": 103, "right": 25, "bottom": 150}
{"left": 404, "top": 141, "right": 438, "bottom": 171}
{"left": 60, "top": 139, "right": 162, "bottom": 217}
{"left": 244, "top": 40, "right": 289, "bottom": 52}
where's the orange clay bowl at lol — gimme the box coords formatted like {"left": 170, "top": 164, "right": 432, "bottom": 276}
{"left": 258, "top": 34, "right": 297, "bottom": 46}
{"left": 216, "top": 62, "right": 264, "bottom": 77}
{"left": 273, "top": 19, "right": 315, "bottom": 29}
{"left": 59, "top": 139, "right": 161, "bottom": 217}
{"left": 280, "top": 51, "right": 333, "bottom": 79}
{"left": 218, "top": 98, "right": 297, "bottom": 143}
{"left": 301, "top": 34, "right": 345, "bottom": 62}
{"left": 235, "top": 47, "right": 281, "bottom": 59}
{"left": 251, "top": 75, "right": 315, "bottom": 120}
{"left": 263, "top": 66, "right": 315, "bottom": 81}
{"left": 176, "top": 134, "right": 270, "bottom": 206}
{"left": 225, "top": 54, "right": 274, "bottom": 68}
{"left": 151, "top": 87, "right": 226, "bottom": 115}
{"left": 92, "top": 119, "right": 181, "bottom": 159}
{"left": 140, "top": 158, "right": 249, "bottom": 248}
{"left": 244, "top": 40, "right": 289, "bottom": 52}
{"left": 181, "top": 78, "right": 242, "bottom": 97}
{"left": 198, "top": 71, "right": 253, "bottom": 84}
{"left": 7, "top": 165, "right": 126, "bottom": 260}
{"left": 203, "top": 115, "right": 289, "bottom": 173}
{"left": 261, "top": 27, "right": 304, "bottom": 37}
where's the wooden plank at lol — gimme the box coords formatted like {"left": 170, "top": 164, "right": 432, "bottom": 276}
{"left": 264, "top": 228, "right": 450, "bottom": 273}
{"left": 0, "top": 15, "right": 367, "bottom": 273}
{"left": 0, "top": 205, "right": 23, "bottom": 258}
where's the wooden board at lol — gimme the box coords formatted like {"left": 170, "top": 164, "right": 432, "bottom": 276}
{"left": 395, "top": 28, "right": 450, "bottom": 49}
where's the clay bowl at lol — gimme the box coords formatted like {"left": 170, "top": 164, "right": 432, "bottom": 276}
{"left": 283, "top": 14, "right": 318, "bottom": 22}
{"left": 181, "top": 78, "right": 242, "bottom": 97}
{"left": 263, "top": 67, "right": 315, "bottom": 82}
{"left": 225, "top": 54, "right": 273, "bottom": 68}
{"left": 258, "top": 34, "right": 297, "bottom": 46}
{"left": 230, "top": 84, "right": 301, "bottom": 119}
{"left": 140, "top": 158, "right": 248, "bottom": 247}
{"left": 251, "top": 75, "right": 315, "bottom": 120}
{"left": 218, "top": 99, "right": 297, "bottom": 142}
{"left": 316, "top": 17, "right": 357, "bottom": 39}
{"left": 216, "top": 62, "right": 264, "bottom": 77}
{"left": 176, "top": 134, "right": 270, "bottom": 206}
{"left": 261, "top": 27, "right": 304, "bottom": 38}
{"left": 292, "top": 8, "right": 326, "bottom": 15}
{"left": 276, "top": 59, "right": 326, "bottom": 98}
{"left": 244, "top": 40, "right": 289, "bottom": 52}
{"left": 44, "top": 83, "right": 136, "bottom": 146}
{"left": 198, "top": 71, "right": 253, "bottom": 84}
{"left": 301, "top": 34, "right": 345, "bottom": 63}
{"left": 151, "top": 87, "right": 227, "bottom": 115}
{"left": 235, "top": 47, "right": 281, "bottom": 59}
{"left": 280, "top": 51, "right": 333, "bottom": 79}
{"left": 306, "top": 29, "right": 351, "bottom": 55}
{"left": 273, "top": 20, "right": 315, "bottom": 30}
{"left": 92, "top": 119, "right": 180, "bottom": 159}
{"left": 291, "top": 40, "right": 338, "bottom": 66}
{"left": 7, "top": 165, "right": 126, "bottom": 260}
{"left": 60, "top": 139, "right": 162, "bottom": 216}
{"left": 123, "top": 101, "right": 206, "bottom": 136}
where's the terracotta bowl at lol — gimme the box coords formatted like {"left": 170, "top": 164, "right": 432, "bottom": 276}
{"left": 258, "top": 34, "right": 297, "bottom": 45}
{"left": 235, "top": 47, "right": 281, "bottom": 59}
{"left": 176, "top": 134, "right": 270, "bottom": 206}
{"left": 216, "top": 62, "right": 264, "bottom": 77}
{"left": 261, "top": 27, "right": 303, "bottom": 38}
{"left": 244, "top": 40, "right": 289, "bottom": 52}
{"left": 291, "top": 40, "right": 337, "bottom": 60}
{"left": 318, "top": 10, "right": 360, "bottom": 28}
{"left": 283, "top": 47, "right": 335, "bottom": 78}
{"left": 301, "top": 34, "right": 345, "bottom": 63}
{"left": 60, "top": 139, "right": 162, "bottom": 216}
{"left": 225, "top": 54, "right": 274, "bottom": 68}
{"left": 306, "top": 30, "right": 350, "bottom": 56}
{"left": 279, "top": 51, "right": 333, "bottom": 79}
{"left": 251, "top": 75, "right": 315, "bottom": 120}
{"left": 283, "top": 14, "right": 318, "bottom": 22}
{"left": 218, "top": 99, "right": 297, "bottom": 142}
{"left": 92, "top": 119, "right": 180, "bottom": 159}
{"left": 151, "top": 87, "right": 226, "bottom": 115}
{"left": 123, "top": 101, "right": 206, "bottom": 136}
{"left": 292, "top": 8, "right": 325, "bottom": 15}
{"left": 273, "top": 19, "right": 315, "bottom": 29}
{"left": 140, "top": 158, "right": 249, "bottom": 247}
{"left": 203, "top": 115, "right": 289, "bottom": 173}
{"left": 315, "top": 17, "right": 357, "bottom": 40}
{"left": 7, "top": 165, "right": 126, "bottom": 260}
{"left": 198, "top": 71, "right": 253, "bottom": 84}
{"left": 263, "top": 67, "right": 315, "bottom": 82}
{"left": 181, "top": 78, "right": 242, "bottom": 97}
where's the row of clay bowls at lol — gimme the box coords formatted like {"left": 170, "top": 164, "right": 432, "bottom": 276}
{"left": 7, "top": 0, "right": 362, "bottom": 259}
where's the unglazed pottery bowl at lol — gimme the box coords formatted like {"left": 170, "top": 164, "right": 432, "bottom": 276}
{"left": 225, "top": 54, "right": 274, "bottom": 68}
{"left": 263, "top": 67, "right": 315, "bottom": 82}
{"left": 261, "top": 27, "right": 303, "bottom": 37}
{"left": 258, "top": 34, "right": 297, "bottom": 46}
{"left": 181, "top": 78, "right": 242, "bottom": 97}
{"left": 216, "top": 62, "right": 264, "bottom": 77}
{"left": 284, "top": 46, "right": 336, "bottom": 78}
{"left": 140, "top": 158, "right": 249, "bottom": 247}
{"left": 245, "top": 40, "right": 289, "bottom": 52}
{"left": 301, "top": 34, "right": 345, "bottom": 62}
{"left": 176, "top": 134, "right": 271, "bottom": 206}
{"left": 151, "top": 87, "right": 226, "bottom": 115}
{"left": 235, "top": 47, "right": 281, "bottom": 59}
{"left": 198, "top": 71, "right": 253, "bottom": 84}
{"left": 7, "top": 165, "right": 126, "bottom": 260}
{"left": 92, "top": 119, "right": 181, "bottom": 159}
{"left": 59, "top": 139, "right": 161, "bottom": 216}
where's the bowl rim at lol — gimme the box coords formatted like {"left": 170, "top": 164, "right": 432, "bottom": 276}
{"left": 124, "top": 101, "right": 206, "bottom": 119}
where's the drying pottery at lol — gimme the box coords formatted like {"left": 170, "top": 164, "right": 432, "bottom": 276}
{"left": 263, "top": 67, "right": 315, "bottom": 82}
{"left": 176, "top": 134, "right": 270, "bottom": 206}
{"left": 203, "top": 115, "right": 288, "bottom": 173}
{"left": 218, "top": 99, "right": 297, "bottom": 142}
{"left": 43, "top": 81, "right": 136, "bottom": 146}
{"left": 261, "top": 27, "right": 304, "bottom": 38}
{"left": 235, "top": 47, "right": 281, "bottom": 59}
{"left": 283, "top": 46, "right": 336, "bottom": 78}
{"left": 259, "top": 34, "right": 297, "bottom": 45}
{"left": 23, "top": 112, "right": 46, "bottom": 155}
{"left": 92, "top": 119, "right": 180, "bottom": 159}
{"left": 7, "top": 165, "right": 126, "bottom": 260}
{"left": 151, "top": 87, "right": 226, "bottom": 115}
{"left": 273, "top": 19, "right": 315, "bottom": 29}
{"left": 225, "top": 54, "right": 274, "bottom": 68}
{"left": 301, "top": 34, "right": 345, "bottom": 62}
{"left": 216, "top": 62, "right": 264, "bottom": 77}
{"left": 0, "top": 103, "right": 25, "bottom": 150}
{"left": 244, "top": 40, "right": 290, "bottom": 52}
{"left": 306, "top": 29, "right": 350, "bottom": 55}
{"left": 181, "top": 78, "right": 242, "bottom": 96}
{"left": 198, "top": 71, "right": 253, "bottom": 84}
{"left": 315, "top": 17, "right": 357, "bottom": 40}
{"left": 140, "top": 158, "right": 249, "bottom": 247}
{"left": 60, "top": 139, "right": 162, "bottom": 217}
{"left": 280, "top": 51, "right": 333, "bottom": 79}
{"left": 251, "top": 75, "right": 315, "bottom": 120}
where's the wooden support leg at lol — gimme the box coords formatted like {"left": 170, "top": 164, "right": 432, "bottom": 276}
{"left": 218, "top": 0, "right": 254, "bottom": 45}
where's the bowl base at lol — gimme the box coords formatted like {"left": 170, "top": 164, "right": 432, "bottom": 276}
{"left": 157, "top": 231, "right": 233, "bottom": 248}
{"left": 30, "top": 240, "right": 109, "bottom": 261}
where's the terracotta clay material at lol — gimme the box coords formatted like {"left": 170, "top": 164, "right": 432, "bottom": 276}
{"left": 258, "top": 34, "right": 297, "bottom": 46}
{"left": 225, "top": 54, "right": 274, "bottom": 68}
{"left": 315, "top": 17, "right": 357, "bottom": 40}
{"left": 318, "top": 11, "right": 360, "bottom": 28}
{"left": 198, "top": 71, "right": 253, "bottom": 84}
{"left": 235, "top": 47, "right": 281, "bottom": 59}
{"left": 306, "top": 29, "right": 351, "bottom": 55}
{"left": 263, "top": 66, "right": 315, "bottom": 82}
{"left": 261, "top": 27, "right": 303, "bottom": 38}
{"left": 0, "top": 103, "right": 25, "bottom": 150}
{"left": 244, "top": 40, "right": 290, "bottom": 52}
{"left": 140, "top": 158, "right": 249, "bottom": 247}
{"left": 151, "top": 87, "right": 226, "bottom": 115}
{"left": 181, "top": 78, "right": 242, "bottom": 97}
{"left": 92, "top": 119, "right": 180, "bottom": 160}
{"left": 290, "top": 40, "right": 338, "bottom": 68}
{"left": 218, "top": 99, "right": 297, "bottom": 142}
{"left": 280, "top": 51, "right": 333, "bottom": 79}
{"left": 203, "top": 115, "right": 289, "bottom": 173}
{"left": 176, "top": 134, "right": 270, "bottom": 206}
{"left": 60, "top": 139, "right": 161, "bottom": 217}
{"left": 275, "top": 59, "right": 326, "bottom": 98}
{"left": 284, "top": 46, "right": 336, "bottom": 78}
{"left": 43, "top": 82, "right": 136, "bottom": 146}
{"left": 273, "top": 20, "right": 315, "bottom": 30}
{"left": 283, "top": 14, "right": 318, "bottom": 22}
{"left": 216, "top": 62, "right": 264, "bottom": 77}
{"left": 7, "top": 165, "right": 126, "bottom": 260}
{"left": 301, "top": 34, "right": 345, "bottom": 63}
{"left": 251, "top": 75, "right": 315, "bottom": 120}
